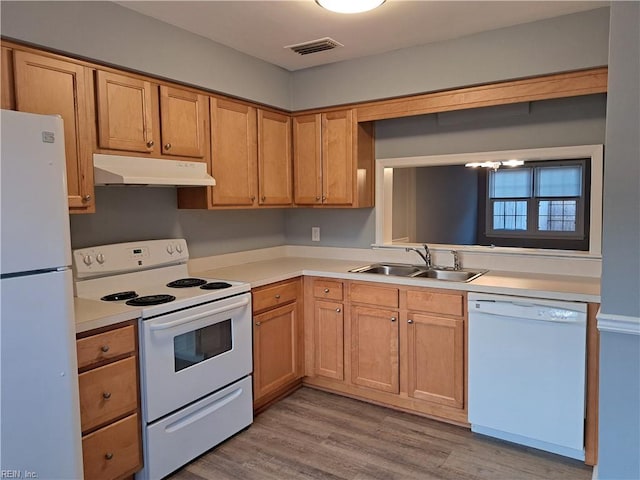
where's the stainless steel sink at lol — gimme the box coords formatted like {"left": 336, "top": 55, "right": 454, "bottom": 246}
{"left": 349, "top": 263, "right": 424, "bottom": 277}
{"left": 349, "top": 263, "right": 486, "bottom": 282}
{"left": 411, "top": 268, "right": 486, "bottom": 282}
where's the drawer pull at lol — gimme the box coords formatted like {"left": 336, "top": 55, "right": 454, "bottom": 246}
{"left": 391, "top": 317, "right": 397, "bottom": 322}
{"left": 105, "top": 453, "right": 114, "bottom": 460}
{"left": 275, "top": 294, "right": 281, "bottom": 299}
{"left": 102, "top": 392, "right": 112, "bottom": 400}
{"left": 324, "top": 288, "right": 330, "bottom": 293}
{"left": 100, "top": 345, "right": 110, "bottom": 353}
{"left": 336, "top": 308, "right": 341, "bottom": 313}
{"left": 408, "top": 319, "right": 414, "bottom": 324}
{"left": 255, "top": 322, "right": 261, "bottom": 327}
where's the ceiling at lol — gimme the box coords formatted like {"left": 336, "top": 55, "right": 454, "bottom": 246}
{"left": 118, "top": 1, "right": 608, "bottom": 71}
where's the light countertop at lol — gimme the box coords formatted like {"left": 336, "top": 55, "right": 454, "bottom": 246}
{"left": 75, "top": 255, "right": 600, "bottom": 334}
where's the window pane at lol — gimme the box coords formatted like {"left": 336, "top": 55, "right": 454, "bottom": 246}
{"left": 536, "top": 165, "right": 582, "bottom": 197}
{"left": 490, "top": 169, "right": 532, "bottom": 198}
{"left": 493, "top": 200, "right": 527, "bottom": 231}
{"left": 538, "top": 200, "right": 577, "bottom": 232}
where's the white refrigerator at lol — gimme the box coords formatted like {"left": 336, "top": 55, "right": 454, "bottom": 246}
{"left": 1, "top": 109, "right": 83, "bottom": 478}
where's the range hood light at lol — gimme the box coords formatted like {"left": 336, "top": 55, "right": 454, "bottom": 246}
{"left": 316, "top": 0, "right": 386, "bottom": 14}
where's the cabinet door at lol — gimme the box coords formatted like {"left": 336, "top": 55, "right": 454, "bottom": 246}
{"left": 293, "top": 114, "right": 322, "bottom": 205}
{"left": 210, "top": 97, "right": 257, "bottom": 206}
{"left": 13, "top": 51, "right": 94, "bottom": 211}
{"left": 95, "top": 70, "right": 154, "bottom": 153}
{"left": 350, "top": 306, "right": 399, "bottom": 393}
{"left": 253, "top": 302, "right": 299, "bottom": 401}
{"left": 159, "top": 85, "right": 207, "bottom": 158}
{"left": 258, "top": 110, "right": 292, "bottom": 205}
{"left": 314, "top": 301, "right": 344, "bottom": 381}
{"left": 407, "top": 313, "right": 464, "bottom": 408}
{"left": 1, "top": 47, "right": 14, "bottom": 110}
{"left": 322, "top": 110, "right": 353, "bottom": 205}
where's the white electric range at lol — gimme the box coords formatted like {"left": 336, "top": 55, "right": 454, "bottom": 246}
{"left": 73, "top": 239, "right": 253, "bottom": 480}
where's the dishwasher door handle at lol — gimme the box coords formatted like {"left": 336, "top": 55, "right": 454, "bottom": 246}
{"left": 470, "top": 302, "right": 586, "bottom": 324}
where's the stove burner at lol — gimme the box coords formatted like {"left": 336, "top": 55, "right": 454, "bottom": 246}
{"left": 101, "top": 291, "right": 138, "bottom": 302}
{"left": 166, "top": 278, "right": 207, "bottom": 288}
{"left": 126, "top": 294, "right": 176, "bottom": 306}
{"left": 200, "top": 282, "right": 233, "bottom": 290}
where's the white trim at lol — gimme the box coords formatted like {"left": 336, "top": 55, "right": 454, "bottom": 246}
{"left": 591, "top": 463, "right": 598, "bottom": 480}
{"left": 375, "top": 144, "right": 604, "bottom": 258}
{"left": 597, "top": 310, "right": 640, "bottom": 335}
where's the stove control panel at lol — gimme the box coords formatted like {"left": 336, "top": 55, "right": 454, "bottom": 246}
{"left": 73, "top": 239, "right": 189, "bottom": 279}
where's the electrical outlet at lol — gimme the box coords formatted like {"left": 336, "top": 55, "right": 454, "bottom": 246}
{"left": 311, "top": 227, "right": 320, "bottom": 242}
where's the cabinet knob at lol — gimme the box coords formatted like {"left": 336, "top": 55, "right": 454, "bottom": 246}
{"left": 261, "top": 196, "right": 266, "bottom": 201}
{"left": 390, "top": 317, "right": 397, "bottom": 322}
{"left": 275, "top": 294, "right": 281, "bottom": 299}
{"left": 255, "top": 322, "right": 261, "bottom": 326}
{"left": 146, "top": 140, "right": 154, "bottom": 148}
{"left": 251, "top": 196, "right": 256, "bottom": 201}
{"left": 322, "top": 196, "right": 326, "bottom": 201}
{"left": 105, "top": 453, "right": 114, "bottom": 460}
{"left": 324, "top": 288, "right": 330, "bottom": 293}
{"left": 101, "top": 345, "right": 110, "bottom": 353}
{"left": 407, "top": 319, "right": 414, "bottom": 324}
{"left": 102, "top": 392, "right": 112, "bottom": 400}
{"left": 164, "top": 143, "right": 172, "bottom": 151}
{"left": 336, "top": 308, "right": 341, "bottom": 313}
{"left": 315, "top": 196, "right": 321, "bottom": 201}
{"left": 82, "top": 194, "right": 91, "bottom": 202}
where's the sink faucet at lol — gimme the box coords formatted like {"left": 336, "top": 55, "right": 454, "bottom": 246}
{"left": 451, "top": 250, "right": 461, "bottom": 270}
{"left": 406, "top": 244, "right": 432, "bottom": 268}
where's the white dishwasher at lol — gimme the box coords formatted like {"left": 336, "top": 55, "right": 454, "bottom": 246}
{"left": 468, "top": 293, "right": 587, "bottom": 460}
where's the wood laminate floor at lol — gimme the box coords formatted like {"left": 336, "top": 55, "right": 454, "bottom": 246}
{"left": 168, "top": 387, "right": 592, "bottom": 480}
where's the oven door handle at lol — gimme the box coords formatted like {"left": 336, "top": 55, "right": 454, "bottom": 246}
{"left": 149, "top": 297, "right": 250, "bottom": 331}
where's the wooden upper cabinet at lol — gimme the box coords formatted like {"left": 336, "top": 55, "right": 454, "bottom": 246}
{"left": 293, "top": 109, "right": 373, "bottom": 207}
{"left": 210, "top": 97, "right": 257, "bottom": 206}
{"left": 293, "top": 114, "right": 322, "bottom": 204}
{"left": 13, "top": 50, "right": 94, "bottom": 212}
{"left": 1, "top": 47, "right": 15, "bottom": 110}
{"left": 257, "top": 109, "right": 292, "bottom": 206}
{"left": 95, "top": 70, "right": 154, "bottom": 153}
{"left": 322, "top": 110, "right": 353, "bottom": 205}
{"left": 159, "top": 85, "right": 207, "bottom": 158}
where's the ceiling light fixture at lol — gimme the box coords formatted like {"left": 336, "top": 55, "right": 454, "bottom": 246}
{"left": 315, "top": 0, "right": 386, "bottom": 14}
{"left": 465, "top": 160, "right": 525, "bottom": 171}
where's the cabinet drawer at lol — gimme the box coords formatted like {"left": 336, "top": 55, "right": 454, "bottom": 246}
{"left": 350, "top": 282, "right": 399, "bottom": 308}
{"left": 79, "top": 356, "right": 138, "bottom": 432}
{"left": 406, "top": 290, "right": 464, "bottom": 317}
{"left": 313, "top": 280, "right": 343, "bottom": 301}
{"left": 82, "top": 413, "right": 141, "bottom": 480}
{"left": 253, "top": 279, "right": 298, "bottom": 313}
{"left": 77, "top": 324, "right": 136, "bottom": 369}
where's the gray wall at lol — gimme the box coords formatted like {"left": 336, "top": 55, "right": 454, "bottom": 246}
{"left": 598, "top": 2, "right": 640, "bottom": 479}
{"left": 0, "top": 1, "right": 292, "bottom": 109}
{"left": 284, "top": 209, "right": 375, "bottom": 248}
{"left": 291, "top": 8, "right": 610, "bottom": 110}
{"left": 70, "top": 188, "right": 287, "bottom": 258}
{"left": 414, "top": 166, "right": 478, "bottom": 245}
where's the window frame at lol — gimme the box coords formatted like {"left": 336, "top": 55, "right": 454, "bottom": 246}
{"left": 485, "top": 159, "right": 588, "bottom": 241}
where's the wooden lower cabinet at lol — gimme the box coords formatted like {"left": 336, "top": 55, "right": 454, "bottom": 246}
{"left": 350, "top": 305, "right": 399, "bottom": 394}
{"left": 314, "top": 300, "right": 344, "bottom": 381}
{"left": 252, "top": 278, "right": 303, "bottom": 410}
{"left": 76, "top": 321, "right": 142, "bottom": 480}
{"left": 304, "top": 278, "right": 468, "bottom": 425}
{"left": 406, "top": 313, "right": 464, "bottom": 408}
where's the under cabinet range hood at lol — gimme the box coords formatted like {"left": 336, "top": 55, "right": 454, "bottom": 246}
{"left": 93, "top": 154, "right": 215, "bottom": 187}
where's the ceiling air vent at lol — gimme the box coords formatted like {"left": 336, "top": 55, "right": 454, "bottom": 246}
{"left": 285, "top": 37, "right": 344, "bottom": 56}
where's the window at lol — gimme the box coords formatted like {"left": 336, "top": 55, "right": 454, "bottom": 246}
{"left": 486, "top": 160, "right": 587, "bottom": 241}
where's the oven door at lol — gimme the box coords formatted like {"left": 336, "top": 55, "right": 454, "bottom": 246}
{"left": 141, "top": 292, "right": 252, "bottom": 422}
